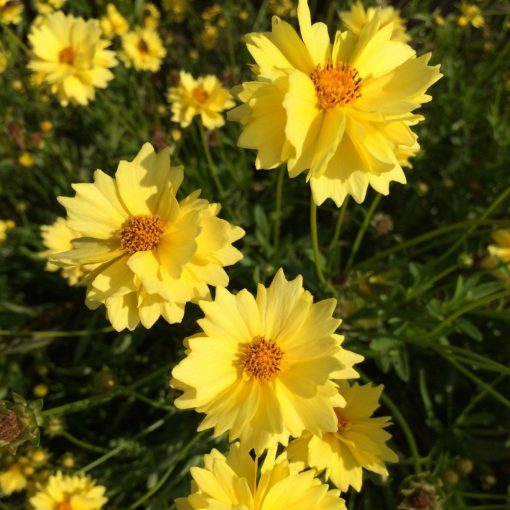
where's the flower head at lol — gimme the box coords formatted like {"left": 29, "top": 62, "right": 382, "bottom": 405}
{"left": 100, "top": 3, "right": 129, "bottom": 38}
{"left": 0, "top": 0, "right": 23, "bottom": 25}
{"left": 0, "top": 219, "right": 15, "bottom": 242}
{"left": 288, "top": 382, "right": 398, "bottom": 491}
{"left": 176, "top": 443, "right": 346, "bottom": 510}
{"left": 457, "top": 3, "right": 484, "bottom": 28}
{"left": 34, "top": 0, "right": 66, "bottom": 14}
{"left": 168, "top": 71, "right": 235, "bottom": 129}
{"left": 171, "top": 269, "right": 363, "bottom": 454}
{"left": 487, "top": 230, "right": 510, "bottom": 283}
{"left": 0, "top": 463, "right": 27, "bottom": 495}
{"left": 52, "top": 143, "right": 244, "bottom": 331}
{"left": 229, "top": 0, "right": 441, "bottom": 207}
{"left": 29, "top": 472, "right": 107, "bottom": 510}
{"left": 40, "top": 217, "right": 97, "bottom": 286}
{"left": 121, "top": 26, "right": 166, "bottom": 72}
{"left": 340, "top": 1, "right": 410, "bottom": 43}
{"left": 27, "top": 11, "right": 117, "bottom": 106}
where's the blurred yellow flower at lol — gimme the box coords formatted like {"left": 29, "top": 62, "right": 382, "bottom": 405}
{"left": 100, "top": 3, "right": 129, "bottom": 38}
{"left": 29, "top": 472, "right": 107, "bottom": 510}
{"left": 229, "top": 0, "right": 441, "bottom": 207}
{"left": 19, "top": 152, "right": 34, "bottom": 167}
{"left": 457, "top": 3, "right": 484, "bottom": 28}
{"left": 167, "top": 71, "right": 235, "bottom": 129}
{"left": 162, "top": 0, "right": 188, "bottom": 23}
{"left": 487, "top": 230, "right": 510, "bottom": 282}
{"left": 52, "top": 143, "right": 244, "bottom": 331}
{"left": 27, "top": 11, "right": 117, "bottom": 106}
{"left": 34, "top": 0, "right": 66, "bottom": 14}
{"left": 0, "top": 219, "right": 15, "bottom": 241}
{"left": 0, "top": 463, "right": 27, "bottom": 495}
{"left": 340, "top": 1, "right": 410, "bottom": 43}
{"left": 171, "top": 269, "right": 363, "bottom": 454}
{"left": 40, "top": 217, "right": 97, "bottom": 286}
{"left": 143, "top": 2, "right": 160, "bottom": 29}
{"left": 268, "top": 0, "right": 295, "bottom": 18}
{"left": 40, "top": 120, "right": 53, "bottom": 133}
{"left": 288, "top": 382, "right": 398, "bottom": 492}
{"left": 121, "top": 26, "right": 166, "bottom": 72}
{"left": 0, "top": 0, "right": 23, "bottom": 25}
{"left": 0, "top": 49, "right": 7, "bottom": 73}
{"left": 176, "top": 443, "right": 346, "bottom": 510}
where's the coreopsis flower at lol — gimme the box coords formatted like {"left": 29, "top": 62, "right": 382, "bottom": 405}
{"left": 0, "top": 219, "right": 14, "bottom": 242}
{"left": 162, "top": 0, "right": 188, "bottom": 23}
{"left": 398, "top": 479, "right": 441, "bottom": 510}
{"left": 228, "top": 0, "right": 441, "bottom": 207}
{"left": 167, "top": 71, "right": 235, "bottom": 129}
{"left": 487, "top": 230, "right": 510, "bottom": 282}
{"left": 287, "top": 382, "right": 398, "bottom": 492}
{"left": 27, "top": 12, "right": 117, "bottom": 106}
{"left": 268, "top": 0, "right": 295, "bottom": 18}
{"left": 52, "top": 143, "right": 244, "bottom": 331}
{"left": 171, "top": 269, "right": 363, "bottom": 454}
{"left": 176, "top": 443, "right": 346, "bottom": 510}
{"left": 457, "top": 3, "right": 484, "bottom": 28}
{"left": 121, "top": 26, "right": 166, "bottom": 72}
{"left": 29, "top": 472, "right": 107, "bottom": 510}
{"left": 0, "top": 0, "right": 23, "bottom": 25}
{"left": 34, "top": 0, "right": 66, "bottom": 14}
{"left": 340, "top": 1, "right": 410, "bottom": 43}
{"left": 0, "top": 463, "right": 27, "bottom": 495}
{"left": 40, "top": 217, "right": 96, "bottom": 286}
{"left": 143, "top": 2, "right": 160, "bottom": 29}
{"left": 100, "top": 3, "right": 129, "bottom": 38}
{"left": 18, "top": 152, "right": 34, "bottom": 167}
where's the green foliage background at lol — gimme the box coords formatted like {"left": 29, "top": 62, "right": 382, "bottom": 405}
{"left": 1, "top": 1, "right": 510, "bottom": 509}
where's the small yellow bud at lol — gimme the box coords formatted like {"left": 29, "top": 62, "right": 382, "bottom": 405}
{"left": 12, "top": 79, "right": 23, "bottom": 91}
{"left": 18, "top": 153, "right": 34, "bottom": 168}
{"left": 442, "top": 468, "right": 460, "bottom": 485}
{"left": 39, "top": 120, "right": 53, "bottom": 133}
{"left": 456, "top": 458, "right": 474, "bottom": 475}
{"left": 33, "top": 384, "right": 48, "bottom": 398}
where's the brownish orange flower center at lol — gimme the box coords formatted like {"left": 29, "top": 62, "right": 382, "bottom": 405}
{"left": 138, "top": 39, "right": 149, "bottom": 54}
{"left": 310, "top": 60, "right": 362, "bottom": 110}
{"left": 192, "top": 86, "right": 209, "bottom": 104}
{"left": 57, "top": 502, "right": 73, "bottom": 510}
{"left": 119, "top": 215, "right": 165, "bottom": 254}
{"left": 59, "top": 47, "right": 76, "bottom": 65}
{"left": 334, "top": 408, "right": 349, "bottom": 430}
{"left": 0, "top": 411, "right": 20, "bottom": 442}
{"left": 241, "top": 337, "right": 283, "bottom": 382}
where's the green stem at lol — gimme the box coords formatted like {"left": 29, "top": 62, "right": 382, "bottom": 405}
{"left": 329, "top": 196, "right": 350, "bottom": 272}
{"left": 198, "top": 121, "right": 225, "bottom": 198}
{"left": 310, "top": 197, "right": 326, "bottom": 285}
{"left": 0, "top": 326, "right": 114, "bottom": 337}
{"left": 345, "top": 194, "right": 382, "bottom": 271}
{"left": 460, "top": 493, "right": 510, "bottom": 501}
{"left": 128, "top": 432, "right": 205, "bottom": 509}
{"left": 273, "top": 166, "right": 285, "bottom": 255}
{"left": 121, "top": 388, "right": 174, "bottom": 411}
{"left": 61, "top": 430, "right": 108, "bottom": 454}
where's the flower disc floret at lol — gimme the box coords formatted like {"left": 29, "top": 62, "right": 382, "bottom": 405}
{"left": 241, "top": 337, "right": 283, "bottom": 381}
{"left": 119, "top": 215, "right": 165, "bottom": 254}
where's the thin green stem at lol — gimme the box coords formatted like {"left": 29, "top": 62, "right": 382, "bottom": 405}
{"left": 464, "top": 506, "right": 510, "bottom": 510}
{"left": 128, "top": 432, "right": 205, "bottom": 509}
{"left": 460, "top": 493, "right": 510, "bottom": 501}
{"left": 198, "top": 121, "right": 225, "bottom": 198}
{"left": 345, "top": 194, "right": 382, "bottom": 271}
{"left": 329, "top": 196, "right": 350, "bottom": 272}
{"left": 60, "top": 430, "right": 108, "bottom": 454}
{"left": 121, "top": 388, "right": 174, "bottom": 411}
{"left": 273, "top": 166, "right": 285, "bottom": 255}
{"left": 0, "top": 326, "right": 114, "bottom": 337}
{"left": 310, "top": 198, "right": 326, "bottom": 285}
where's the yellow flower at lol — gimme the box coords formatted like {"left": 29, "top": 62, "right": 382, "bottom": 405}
{"left": 40, "top": 120, "right": 53, "bottom": 133}
{"left": 487, "top": 230, "right": 510, "bottom": 283}
{"left": 288, "top": 382, "right": 398, "bottom": 491}
{"left": 34, "top": 0, "right": 66, "bottom": 14}
{"left": 29, "top": 472, "right": 107, "bottom": 510}
{"left": 167, "top": 71, "right": 235, "bottom": 129}
{"left": 121, "top": 26, "right": 166, "bottom": 72}
{"left": 0, "top": 219, "right": 15, "bottom": 241}
{"left": 0, "top": 463, "right": 27, "bottom": 495}
{"left": 27, "top": 11, "right": 117, "bottom": 106}
{"left": 176, "top": 443, "right": 346, "bottom": 510}
{"left": 162, "top": 0, "right": 188, "bottom": 23}
{"left": 19, "top": 152, "right": 35, "bottom": 167}
{"left": 268, "top": 0, "right": 295, "bottom": 18}
{"left": 100, "top": 3, "right": 129, "bottom": 38}
{"left": 171, "top": 269, "right": 363, "bottom": 454}
{"left": 0, "top": 0, "right": 23, "bottom": 25}
{"left": 457, "top": 3, "right": 484, "bottom": 28}
{"left": 340, "top": 1, "right": 410, "bottom": 43}
{"left": 143, "top": 2, "right": 160, "bottom": 29}
{"left": 228, "top": 0, "right": 441, "bottom": 207}
{"left": 40, "top": 217, "right": 97, "bottom": 286}
{"left": 52, "top": 143, "right": 244, "bottom": 331}
{"left": 0, "top": 49, "right": 7, "bottom": 73}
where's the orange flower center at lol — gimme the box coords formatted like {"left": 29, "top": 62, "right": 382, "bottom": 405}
{"left": 241, "top": 337, "right": 283, "bottom": 382}
{"left": 334, "top": 408, "right": 348, "bottom": 430}
{"left": 119, "top": 215, "right": 165, "bottom": 254}
{"left": 57, "top": 502, "right": 73, "bottom": 510}
{"left": 138, "top": 39, "right": 149, "bottom": 54}
{"left": 310, "top": 60, "right": 362, "bottom": 110}
{"left": 192, "top": 86, "right": 209, "bottom": 104}
{"left": 59, "top": 47, "right": 76, "bottom": 65}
